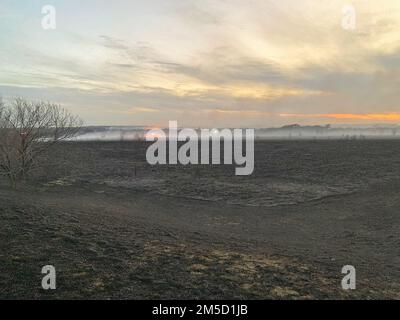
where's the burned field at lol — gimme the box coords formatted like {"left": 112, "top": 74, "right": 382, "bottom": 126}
{"left": 1, "top": 140, "right": 400, "bottom": 299}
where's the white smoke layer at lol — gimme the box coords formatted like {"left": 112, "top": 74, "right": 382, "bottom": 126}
{"left": 72, "top": 125, "right": 400, "bottom": 141}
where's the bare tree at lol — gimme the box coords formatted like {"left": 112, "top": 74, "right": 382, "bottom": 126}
{"left": 0, "top": 98, "right": 83, "bottom": 187}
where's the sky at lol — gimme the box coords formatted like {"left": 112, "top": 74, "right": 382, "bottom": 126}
{"left": 0, "top": 0, "right": 400, "bottom": 127}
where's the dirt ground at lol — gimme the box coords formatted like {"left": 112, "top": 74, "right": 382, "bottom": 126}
{"left": 0, "top": 141, "right": 399, "bottom": 299}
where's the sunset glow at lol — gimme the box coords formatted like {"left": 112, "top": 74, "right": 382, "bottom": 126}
{"left": 280, "top": 113, "right": 400, "bottom": 122}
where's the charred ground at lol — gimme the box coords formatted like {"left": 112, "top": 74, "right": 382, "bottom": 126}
{"left": 1, "top": 141, "right": 399, "bottom": 299}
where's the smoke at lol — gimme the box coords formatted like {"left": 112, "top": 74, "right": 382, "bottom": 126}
{"left": 72, "top": 125, "right": 400, "bottom": 141}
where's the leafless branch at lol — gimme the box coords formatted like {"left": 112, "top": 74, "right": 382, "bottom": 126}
{"left": 0, "top": 97, "right": 83, "bottom": 187}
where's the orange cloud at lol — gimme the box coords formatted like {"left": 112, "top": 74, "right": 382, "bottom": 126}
{"left": 280, "top": 113, "right": 400, "bottom": 122}
{"left": 111, "top": 107, "right": 159, "bottom": 115}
